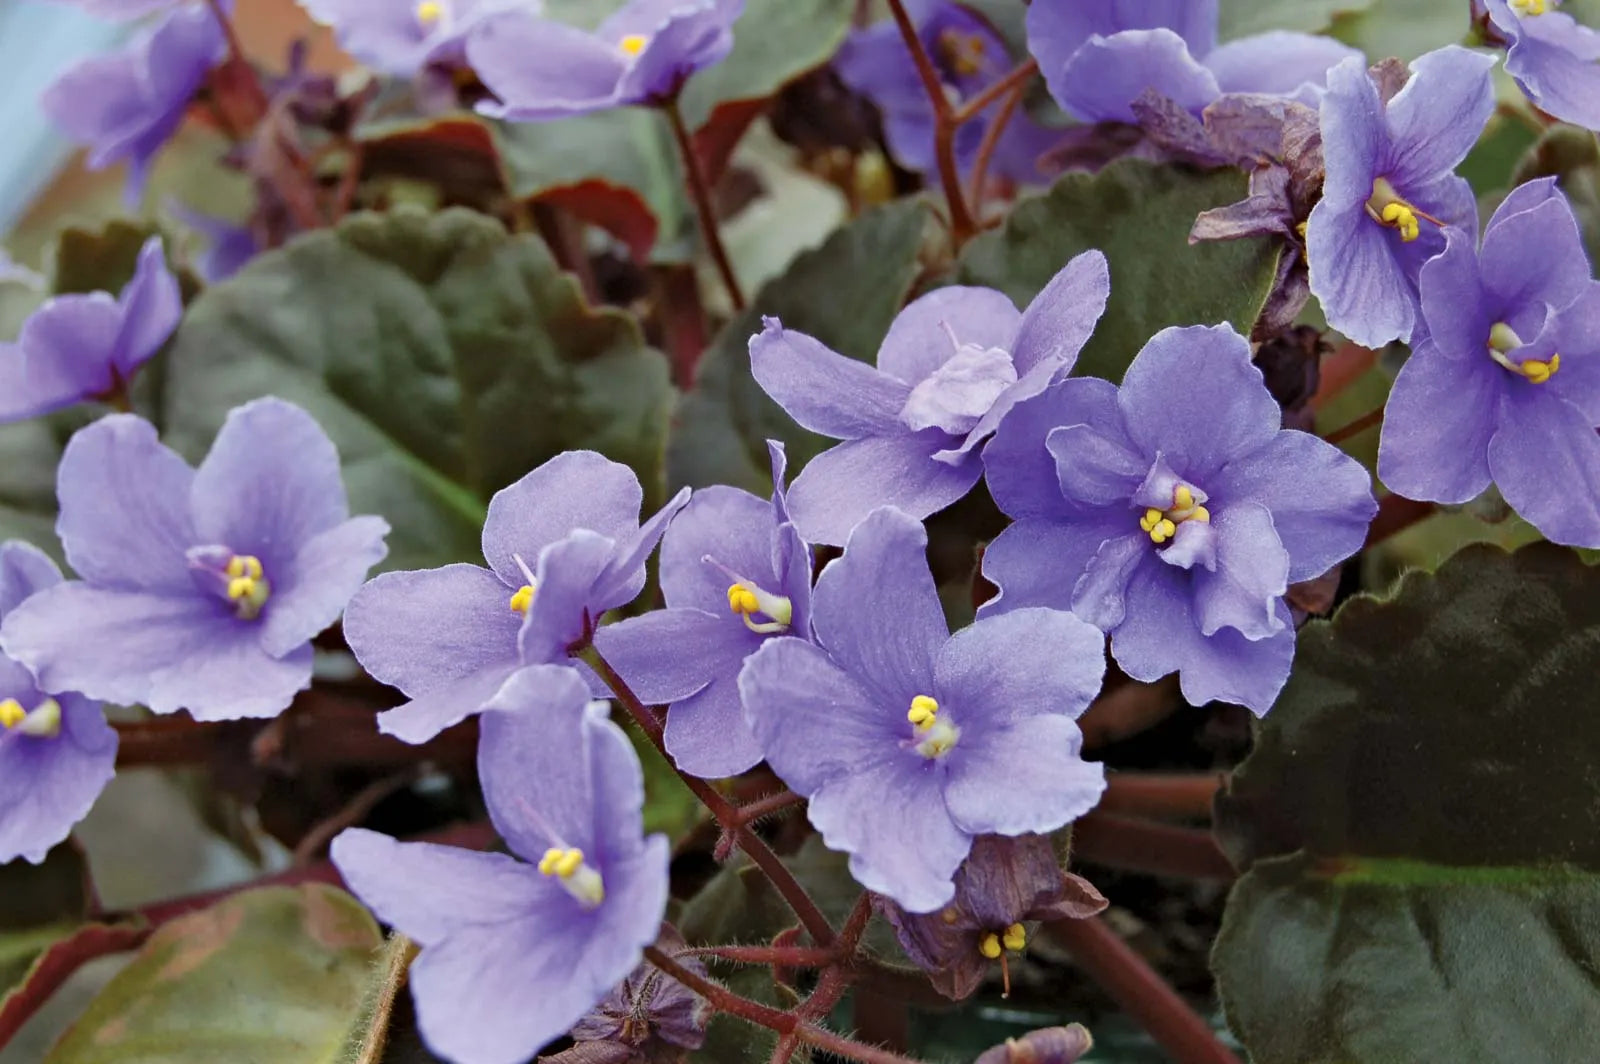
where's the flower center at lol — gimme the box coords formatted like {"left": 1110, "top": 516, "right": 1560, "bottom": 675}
{"left": 725, "top": 580, "right": 793, "bottom": 634}
{"left": 936, "top": 29, "right": 988, "bottom": 79}
{"left": 1510, "top": 0, "right": 1548, "bottom": 14}
{"left": 618, "top": 33, "right": 649, "bottom": 57}
{"left": 223, "top": 554, "right": 271, "bottom": 619}
{"left": 538, "top": 846, "right": 606, "bottom": 908}
{"left": 1487, "top": 322, "right": 1560, "bottom": 383}
{"left": 415, "top": 0, "right": 444, "bottom": 28}
{"left": 1365, "top": 177, "right": 1431, "bottom": 243}
{"left": 1138, "top": 483, "right": 1211, "bottom": 545}
{"left": 978, "top": 922, "right": 1027, "bottom": 959}
{"left": 0, "top": 696, "right": 62, "bottom": 739}
{"left": 509, "top": 584, "right": 536, "bottom": 614}
{"left": 908, "top": 694, "right": 959, "bottom": 759}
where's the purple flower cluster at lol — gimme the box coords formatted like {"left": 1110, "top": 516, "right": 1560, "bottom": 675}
{"left": 1484, "top": 0, "right": 1600, "bottom": 131}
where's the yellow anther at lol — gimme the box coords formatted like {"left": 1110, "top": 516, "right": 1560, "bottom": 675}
{"left": 1295, "top": 220, "right": 1308, "bottom": 240}
{"left": 938, "top": 30, "right": 987, "bottom": 77}
{"left": 509, "top": 584, "right": 535, "bottom": 614}
{"left": 940, "top": 906, "right": 960, "bottom": 926}
{"left": 979, "top": 933, "right": 1003, "bottom": 960}
{"left": 619, "top": 33, "right": 648, "bottom": 56}
{"left": 1148, "top": 518, "right": 1177, "bottom": 544}
{"left": 0, "top": 698, "right": 24, "bottom": 729}
{"left": 1190, "top": 505, "right": 1210, "bottom": 523}
{"left": 908, "top": 694, "right": 939, "bottom": 729}
{"left": 1173, "top": 485, "right": 1195, "bottom": 511}
{"left": 727, "top": 584, "right": 761, "bottom": 616}
{"left": 1139, "top": 508, "right": 1163, "bottom": 533}
{"left": 1523, "top": 355, "right": 1560, "bottom": 383}
{"left": 1141, "top": 483, "right": 1211, "bottom": 544}
{"left": 227, "top": 576, "right": 255, "bottom": 601}
{"left": 539, "top": 847, "right": 586, "bottom": 878}
{"left": 538, "top": 846, "right": 605, "bottom": 907}
{"left": 1488, "top": 322, "right": 1561, "bottom": 383}
{"left": 1511, "top": 0, "right": 1548, "bottom": 14}
{"left": 415, "top": 0, "right": 443, "bottom": 25}
{"left": 1379, "top": 202, "right": 1420, "bottom": 242}
{"left": 538, "top": 847, "right": 563, "bottom": 875}
{"left": 225, "top": 554, "right": 263, "bottom": 580}
{"left": 1002, "top": 923, "right": 1027, "bottom": 952}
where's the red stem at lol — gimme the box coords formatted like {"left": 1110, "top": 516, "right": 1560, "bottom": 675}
{"left": 1071, "top": 811, "right": 1237, "bottom": 880}
{"left": 663, "top": 98, "right": 746, "bottom": 311}
{"left": 693, "top": 944, "right": 838, "bottom": 967}
{"left": 1048, "top": 916, "right": 1244, "bottom": 1064}
{"left": 1364, "top": 493, "right": 1437, "bottom": 548}
{"left": 585, "top": 647, "right": 836, "bottom": 947}
{"left": 799, "top": 1024, "right": 930, "bottom": 1064}
{"left": 964, "top": 77, "right": 1025, "bottom": 220}
{"left": 884, "top": 0, "right": 977, "bottom": 245}
{"left": 952, "top": 57, "right": 1039, "bottom": 124}
{"left": 1323, "top": 406, "right": 1384, "bottom": 446}
{"left": 647, "top": 946, "right": 795, "bottom": 1031}
{"left": 1100, "top": 773, "right": 1225, "bottom": 822}
{"left": 735, "top": 789, "right": 806, "bottom": 827}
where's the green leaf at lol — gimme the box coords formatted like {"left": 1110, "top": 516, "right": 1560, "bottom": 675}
{"left": 957, "top": 159, "right": 1281, "bottom": 383}
{"left": 51, "top": 221, "right": 162, "bottom": 297}
{"left": 336, "top": 933, "right": 418, "bottom": 1064}
{"left": 0, "top": 411, "right": 95, "bottom": 560}
{"left": 47, "top": 885, "right": 383, "bottom": 1064}
{"left": 1327, "top": 0, "right": 1471, "bottom": 62}
{"left": 667, "top": 200, "right": 935, "bottom": 493}
{"left": 1218, "top": 0, "right": 1376, "bottom": 39}
{"left": 159, "top": 207, "right": 674, "bottom": 573}
{"left": 677, "top": 0, "right": 855, "bottom": 129}
{"left": 1213, "top": 543, "right": 1600, "bottom": 1063}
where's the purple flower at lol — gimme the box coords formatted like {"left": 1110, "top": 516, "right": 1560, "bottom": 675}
{"left": 0, "top": 237, "right": 180, "bottom": 424}
{"left": 738, "top": 507, "right": 1107, "bottom": 912}
{"left": 594, "top": 443, "right": 808, "bottom": 779}
{"left": 877, "top": 833, "right": 1106, "bottom": 1001}
{"left": 344, "top": 451, "right": 689, "bottom": 744}
{"left": 981, "top": 325, "right": 1376, "bottom": 714}
{"left": 333, "top": 666, "right": 671, "bottom": 1064}
{"left": 750, "top": 251, "right": 1110, "bottom": 546}
{"left": 1304, "top": 47, "right": 1497, "bottom": 349}
{"left": 1379, "top": 178, "right": 1600, "bottom": 546}
{"left": 1484, "top": 0, "right": 1600, "bottom": 131}
{"left": 0, "top": 399, "right": 389, "bottom": 721}
{"left": 299, "top": 0, "right": 532, "bottom": 79}
{"left": 835, "top": 0, "right": 1056, "bottom": 186}
{"left": 0, "top": 542, "right": 117, "bottom": 865}
{"left": 975, "top": 1026, "right": 1095, "bottom": 1064}
{"left": 1025, "top": 0, "right": 1360, "bottom": 124}
{"left": 559, "top": 925, "right": 710, "bottom": 1062}
{"left": 468, "top": 0, "right": 745, "bottom": 121}
{"left": 41, "top": 2, "right": 225, "bottom": 199}
{"left": 167, "top": 202, "right": 259, "bottom": 282}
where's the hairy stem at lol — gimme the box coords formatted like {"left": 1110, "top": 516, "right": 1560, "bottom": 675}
{"left": 646, "top": 946, "right": 795, "bottom": 1031}
{"left": 884, "top": 0, "right": 976, "bottom": 245}
{"left": 735, "top": 788, "right": 807, "bottom": 826}
{"left": 799, "top": 1024, "right": 931, "bottom": 1064}
{"left": 664, "top": 98, "right": 746, "bottom": 310}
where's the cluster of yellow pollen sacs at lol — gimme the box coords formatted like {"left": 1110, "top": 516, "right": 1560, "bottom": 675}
{"left": 226, "top": 555, "right": 270, "bottom": 618}
{"left": 1366, "top": 177, "right": 1424, "bottom": 243}
{"left": 509, "top": 584, "right": 536, "bottom": 614}
{"left": 908, "top": 694, "right": 959, "bottom": 757}
{"left": 619, "top": 33, "right": 649, "bottom": 56}
{"left": 538, "top": 846, "right": 586, "bottom": 879}
{"left": 727, "top": 583, "right": 762, "bottom": 617}
{"left": 415, "top": 0, "right": 443, "bottom": 27}
{"left": 1488, "top": 322, "right": 1560, "bottom": 384}
{"left": 1139, "top": 485, "right": 1210, "bottom": 545}
{"left": 1511, "top": 0, "right": 1548, "bottom": 14}
{"left": 0, "top": 696, "right": 62, "bottom": 738}
{"left": 978, "top": 923, "right": 1028, "bottom": 960}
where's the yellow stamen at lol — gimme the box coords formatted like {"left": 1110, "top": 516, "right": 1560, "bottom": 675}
{"left": 538, "top": 846, "right": 605, "bottom": 907}
{"left": 1002, "top": 923, "right": 1027, "bottom": 952}
{"left": 510, "top": 584, "right": 535, "bottom": 614}
{"left": 538, "top": 847, "right": 565, "bottom": 875}
{"left": 1487, "top": 322, "right": 1561, "bottom": 384}
{"left": 1140, "top": 484, "right": 1211, "bottom": 544}
{"left": 1367, "top": 178, "right": 1426, "bottom": 243}
{"left": 0, "top": 697, "right": 61, "bottom": 738}
{"left": 225, "top": 555, "right": 262, "bottom": 580}
{"left": 907, "top": 694, "right": 939, "bottom": 729}
{"left": 979, "top": 933, "right": 1003, "bottom": 960}
{"left": 937, "top": 30, "right": 987, "bottom": 77}
{"left": 1511, "top": 0, "right": 1548, "bottom": 14}
{"left": 415, "top": 0, "right": 443, "bottom": 26}
{"left": 619, "top": 33, "right": 648, "bottom": 56}
{"left": 224, "top": 555, "right": 271, "bottom": 620}
{"left": 1523, "top": 354, "right": 1560, "bottom": 383}
{"left": 1380, "top": 202, "right": 1420, "bottom": 243}
{"left": 727, "top": 584, "right": 761, "bottom": 617}
{"left": 0, "top": 698, "right": 24, "bottom": 730}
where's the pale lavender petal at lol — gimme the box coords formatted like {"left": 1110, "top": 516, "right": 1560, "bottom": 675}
{"left": 811, "top": 507, "right": 946, "bottom": 708}
{"left": 9, "top": 294, "right": 122, "bottom": 416}
{"left": 112, "top": 236, "right": 181, "bottom": 377}
{"left": 1212, "top": 432, "right": 1376, "bottom": 583}
{"left": 749, "top": 319, "right": 909, "bottom": 439}
{"left": 901, "top": 344, "right": 1018, "bottom": 435}
{"left": 1192, "top": 503, "right": 1288, "bottom": 640}
{"left": 191, "top": 398, "right": 351, "bottom": 575}
{"left": 933, "top": 608, "right": 1105, "bottom": 728}
{"left": 658, "top": 485, "right": 771, "bottom": 614}
{"left": 1305, "top": 199, "right": 1419, "bottom": 348}
{"left": 0, "top": 584, "right": 311, "bottom": 720}
{"left": 593, "top": 487, "right": 690, "bottom": 610}
{"left": 1416, "top": 226, "right": 1492, "bottom": 363}
{"left": 0, "top": 541, "right": 62, "bottom": 614}
{"left": 876, "top": 288, "right": 1020, "bottom": 387}
{"left": 592, "top": 609, "right": 729, "bottom": 705}
{"left": 1203, "top": 32, "right": 1361, "bottom": 99}
{"left": 1317, "top": 56, "right": 1384, "bottom": 211}
{"left": 615, "top": 0, "right": 741, "bottom": 103}
{"left": 1046, "top": 423, "right": 1146, "bottom": 507}
{"left": 977, "top": 516, "right": 1126, "bottom": 618}
{"left": 0, "top": 694, "right": 117, "bottom": 864}
{"left": 739, "top": 637, "right": 901, "bottom": 795}
{"left": 377, "top": 665, "right": 519, "bottom": 744}
{"left": 1479, "top": 181, "right": 1594, "bottom": 313}
{"left": 1505, "top": 14, "right": 1600, "bottom": 130}
{"left": 1489, "top": 389, "right": 1600, "bottom": 548}
{"left": 1382, "top": 47, "right": 1498, "bottom": 189}
{"left": 1116, "top": 325, "right": 1281, "bottom": 481}
{"left": 54, "top": 414, "right": 196, "bottom": 594}
{"left": 1009, "top": 250, "right": 1110, "bottom": 376}
{"left": 482, "top": 451, "right": 641, "bottom": 587}
{"left": 784, "top": 434, "right": 980, "bottom": 547}
{"left": 1068, "top": 532, "right": 1149, "bottom": 631}
{"left": 944, "top": 714, "right": 1104, "bottom": 836}
{"left": 259, "top": 516, "right": 390, "bottom": 658}
{"left": 469, "top": 14, "right": 629, "bottom": 120}
{"left": 1544, "top": 286, "right": 1600, "bottom": 423}
{"left": 1376, "top": 340, "right": 1501, "bottom": 506}
{"left": 1027, "top": 0, "right": 1218, "bottom": 59}
{"left": 662, "top": 678, "right": 766, "bottom": 780}
{"left": 983, "top": 378, "right": 1124, "bottom": 522}
{"left": 520, "top": 531, "right": 618, "bottom": 666}
{"left": 300, "top": 0, "right": 431, "bottom": 76}
{"left": 1050, "top": 30, "right": 1220, "bottom": 124}
{"left": 1158, "top": 518, "right": 1217, "bottom": 571}
{"left": 1109, "top": 561, "right": 1294, "bottom": 714}
{"left": 806, "top": 761, "right": 967, "bottom": 913}
{"left": 344, "top": 564, "right": 522, "bottom": 697}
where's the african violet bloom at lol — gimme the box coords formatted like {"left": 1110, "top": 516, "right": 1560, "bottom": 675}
{"left": 876, "top": 833, "right": 1106, "bottom": 1001}
{"left": 468, "top": 0, "right": 745, "bottom": 121}
{"left": 1484, "top": 0, "right": 1600, "bottom": 131}
{"left": 1025, "top": 0, "right": 1359, "bottom": 124}
{"left": 1379, "top": 178, "right": 1600, "bottom": 546}
{"left": 739, "top": 507, "right": 1107, "bottom": 912}
{"left": 0, "top": 542, "right": 117, "bottom": 865}
{"left": 982, "top": 325, "right": 1376, "bottom": 714}
{"left": 41, "top": 2, "right": 225, "bottom": 199}
{"left": 975, "top": 1026, "right": 1095, "bottom": 1064}
{"left": 594, "top": 443, "right": 808, "bottom": 779}
{"left": 299, "top": 0, "right": 534, "bottom": 79}
{"left": 0, "top": 399, "right": 389, "bottom": 721}
{"left": 1305, "top": 47, "right": 1497, "bottom": 349}
{"left": 0, "top": 237, "right": 180, "bottom": 424}
{"left": 835, "top": 0, "right": 1055, "bottom": 186}
{"left": 345, "top": 450, "right": 689, "bottom": 743}
{"left": 333, "top": 666, "right": 670, "bottom": 1064}
{"left": 751, "top": 250, "right": 1109, "bottom": 546}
